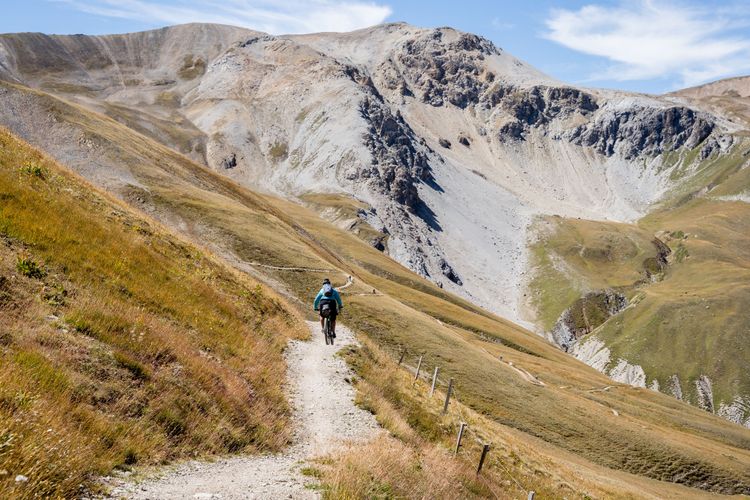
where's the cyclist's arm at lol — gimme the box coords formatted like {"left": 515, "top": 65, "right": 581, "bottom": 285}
{"left": 313, "top": 291, "right": 323, "bottom": 310}
{"left": 334, "top": 290, "right": 343, "bottom": 309}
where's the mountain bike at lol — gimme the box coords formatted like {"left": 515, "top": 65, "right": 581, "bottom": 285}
{"left": 323, "top": 315, "right": 335, "bottom": 345}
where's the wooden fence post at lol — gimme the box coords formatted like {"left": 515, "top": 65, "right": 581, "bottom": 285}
{"left": 429, "top": 366, "right": 440, "bottom": 397}
{"left": 398, "top": 350, "right": 405, "bottom": 365}
{"left": 442, "top": 378, "right": 453, "bottom": 413}
{"left": 476, "top": 443, "right": 490, "bottom": 475}
{"left": 414, "top": 356, "right": 423, "bottom": 381}
{"left": 454, "top": 422, "right": 467, "bottom": 455}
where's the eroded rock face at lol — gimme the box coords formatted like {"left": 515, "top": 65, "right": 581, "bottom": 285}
{"left": 718, "top": 396, "right": 750, "bottom": 428}
{"left": 609, "top": 358, "right": 647, "bottom": 387}
{"left": 668, "top": 374, "right": 684, "bottom": 401}
{"left": 549, "top": 289, "right": 628, "bottom": 351}
{"left": 491, "top": 85, "right": 599, "bottom": 140}
{"left": 438, "top": 258, "right": 462, "bottom": 285}
{"left": 696, "top": 375, "right": 715, "bottom": 413}
{"left": 359, "top": 95, "right": 433, "bottom": 210}
{"left": 699, "top": 134, "right": 735, "bottom": 160}
{"left": 568, "top": 106, "right": 716, "bottom": 159}
{"left": 221, "top": 153, "right": 237, "bottom": 169}
{"left": 385, "top": 27, "right": 723, "bottom": 164}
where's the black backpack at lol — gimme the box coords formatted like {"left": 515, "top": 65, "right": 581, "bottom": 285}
{"left": 319, "top": 296, "right": 337, "bottom": 318}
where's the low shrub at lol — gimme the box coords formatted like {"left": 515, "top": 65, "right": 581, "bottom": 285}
{"left": 16, "top": 256, "right": 45, "bottom": 279}
{"left": 20, "top": 162, "right": 45, "bottom": 179}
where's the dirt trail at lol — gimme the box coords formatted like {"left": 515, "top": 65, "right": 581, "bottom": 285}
{"left": 107, "top": 322, "right": 379, "bottom": 499}
{"left": 247, "top": 262, "right": 333, "bottom": 273}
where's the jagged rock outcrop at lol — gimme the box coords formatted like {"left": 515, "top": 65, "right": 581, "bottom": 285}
{"left": 491, "top": 85, "right": 599, "bottom": 140}
{"left": 381, "top": 27, "right": 723, "bottom": 165}
{"left": 438, "top": 258, "right": 462, "bottom": 285}
{"left": 359, "top": 96, "right": 433, "bottom": 210}
{"left": 221, "top": 153, "right": 237, "bottom": 169}
{"left": 643, "top": 237, "right": 672, "bottom": 281}
{"left": 699, "top": 133, "right": 735, "bottom": 159}
{"left": 568, "top": 106, "right": 716, "bottom": 159}
{"left": 668, "top": 374, "right": 684, "bottom": 401}
{"left": 396, "top": 30, "right": 497, "bottom": 108}
{"left": 718, "top": 396, "right": 750, "bottom": 428}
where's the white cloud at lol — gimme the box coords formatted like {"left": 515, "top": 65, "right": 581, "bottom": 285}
{"left": 544, "top": 0, "right": 750, "bottom": 88}
{"left": 52, "top": 0, "right": 392, "bottom": 34}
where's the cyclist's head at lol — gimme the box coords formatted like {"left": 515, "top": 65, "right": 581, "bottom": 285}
{"left": 322, "top": 278, "right": 331, "bottom": 285}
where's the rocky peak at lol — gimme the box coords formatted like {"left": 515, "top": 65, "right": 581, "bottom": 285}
{"left": 395, "top": 29, "right": 498, "bottom": 108}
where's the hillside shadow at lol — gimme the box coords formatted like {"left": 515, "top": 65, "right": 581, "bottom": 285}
{"left": 424, "top": 176, "right": 444, "bottom": 193}
{"left": 415, "top": 201, "right": 442, "bottom": 232}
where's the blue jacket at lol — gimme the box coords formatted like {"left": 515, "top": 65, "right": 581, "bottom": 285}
{"left": 314, "top": 287, "right": 343, "bottom": 311}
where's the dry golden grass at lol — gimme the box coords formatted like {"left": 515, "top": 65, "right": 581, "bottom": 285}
{"left": 319, "top": 435, "right": 501, "bottom": 499}
{"left": 0, "top": 128, "right": 306, "bottom": 497}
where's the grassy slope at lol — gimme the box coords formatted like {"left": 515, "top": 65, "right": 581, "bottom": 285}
{"left": 0, "top": 129, "right": 305, "bottom": 498}
{"left": 2, "top": 82, "right": 750, "bottom": 495}
{"left": 607, "top": 199, "right": 750, "bottom": 405}
{"left": 528, "top": 141, "right": 750, "bottom": 415}
{"left": 300, "top": 193, "right": 389, "bottom": 247}
{"left": 529, "top": 217, "right": 656, "bottom": 330}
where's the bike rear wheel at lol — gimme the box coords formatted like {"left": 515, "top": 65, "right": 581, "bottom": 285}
{"left": 324, "top": 317, "right": 332, "bottom": 345}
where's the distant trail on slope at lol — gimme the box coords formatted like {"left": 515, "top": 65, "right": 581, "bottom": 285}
{"left": 337, "top": 276, "right": 354, "bottom": 290}
{"left": 247, "top": 261, "right": 333, "bottom": 273}
{"left": 106, "top": 322, "right": 380, "bottom": 499}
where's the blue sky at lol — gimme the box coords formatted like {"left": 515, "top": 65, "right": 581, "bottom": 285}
{"left": 2, "top": 0, "right": 750, "bottom": 94}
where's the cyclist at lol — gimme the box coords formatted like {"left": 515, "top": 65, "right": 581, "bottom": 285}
{"left": 313, "top": 278, "right": 343, "bottom": 338}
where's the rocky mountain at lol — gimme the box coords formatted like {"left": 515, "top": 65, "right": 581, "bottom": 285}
{"left": 0, "top": 22, "right": 734, "bottom": 318}
{"left": 0, "top": 23, "right": 748, "bottom": 427}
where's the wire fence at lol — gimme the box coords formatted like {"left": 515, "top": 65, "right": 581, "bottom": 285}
{"left": 396, "top": 350, "right": 538, "bottom": 499}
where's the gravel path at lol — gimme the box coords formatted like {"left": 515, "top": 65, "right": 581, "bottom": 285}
{"left": 107, "top": 322, "right": 379, "bottom": 499}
